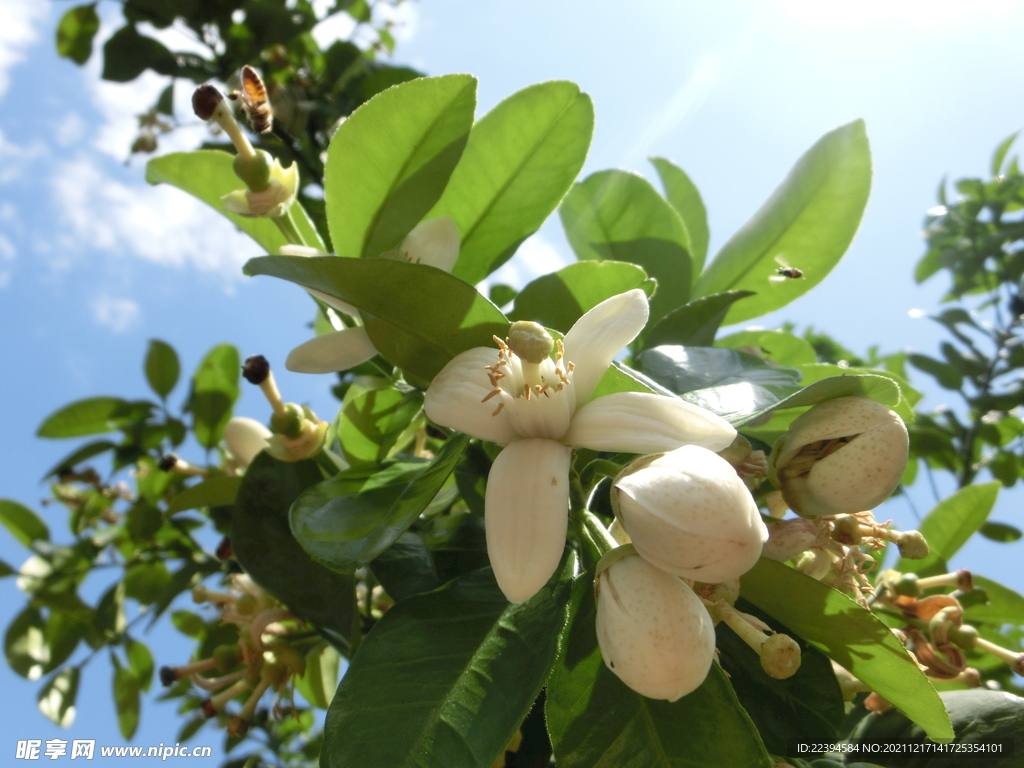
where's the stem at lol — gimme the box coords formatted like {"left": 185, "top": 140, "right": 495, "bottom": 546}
{"left": 273, "top": 206, "right": 306, "bottom": 248}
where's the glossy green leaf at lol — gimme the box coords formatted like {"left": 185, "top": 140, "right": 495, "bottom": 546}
{"left": 38, "top": 668, "right": 79, "bottom": 727}
{"left": 322, "top": 561, "right": 574, "bottom": 768}
{"left": 186, "top": 343, "right": 239, "bottom": 449}
{"left": 245, "top": 256, "right": 508, "bottom": 381}
{"left": 296, "top": 641, "right": 340, "bottom": 710}
{"left": 716, "top": 599, "right": 845, "bottom": 756}
{"left": 112, "top": 662, "right": 140, "bottom": 739}
{"left": 126, "top": 638, "right": 154, "bottom": 692}
{"left": 651, "top": 157, "right": 709, "bottom": 271}
{"left": 171, "top": 610, "right": 205, "bottom": 638}
{"left": 430, "top": 81, "right": 594, "bottom": 285}
{"left": 42, "top": 440, "right": 117, "bottom": 480}
{"left": 546, "top": 576, "right": 772, "bottom": 768}
{"left": 590, "top": 362, "right": 659, "bottom": 401}
{"left": 370, "top": 530, "right": 440, "bottom": 603}
{"left": 232, "top": 453, "right": 356, "bottom": 653}
{"left": 896, "top": 483, "right": 1001, "bottom": 575}
{"left": 338, "top": 388, "right": 423, "bottom": 466}
{"left": 55, "top": 4, "right": 99, "bottom": 64}
{"left": 716, "top": 330, "right": 818, "bottom": 367}
{"left": 979, "top": 521, "right": 1022, "bottom": 543}
{"left": 694, "top": 120, "right": 871, "bottom": 324}
{"left": 638, "top": 346, "right": 802, "bottom": 422}
{"left": 510, "top": 261, "right": 650, "bottom": 333}
{"left": 324, "top": 74, "right": 476, "bottom": 258}
{"left": 907, "top": 353, "right": 963, "bottom": 391}
{"left": 166, "top": 476, "right": 243, "bottom": 515}
{"left": 560, "top": 169, "right": 693, "bottom": 324}
{"left": 291, "top": 433, "right": 469, "bottom": 572}
{"left": 740, "top": 558, "right": 953, "bottom": 743}
{"left": 123, "top": 561, "right": 171, "bottom": 606}
{"left": 0, "top": 499, "right": 50, "bottom": 547}
{"left": 146, "top": 150, "right": 325, "bottom": 253}
{"left": 43, "top": 611, "right": 86, "bottom": 673}
{"left": 144, "top": 339, "right": 180, "bottom": 399}
{"left": 642, "top": 290, "right": 755, "bottom": 349}
{"left": 5, "top": 608, "right": 49, "bottom": 679}
{"left": 963, "top": 576, "right": 1024, "bottom": 626}
{"left": 101, "top": 24, "right": 173, "bottom": 82}
{"left": 37, "top": 396, "right": 131, "bottom": 438}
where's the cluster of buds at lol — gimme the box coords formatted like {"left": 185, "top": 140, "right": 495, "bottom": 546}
{"left": 591, "top": 443, "right": 802, "bottom": 700}
{"left": 242, "top": 355, "right": 328, "bottom": 462}
{"left": 159, "top": 575, "right": 307, "bottom": 737}
{"left": 192, "top": 73, "right": 297, "bottom": 219}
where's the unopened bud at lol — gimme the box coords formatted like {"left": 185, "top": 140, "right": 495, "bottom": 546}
{"left": 768, "top": 397, "right": 909, "bottom": 517}
{"left": 761, "top": 633, "right": 802, "bottom": 679}
{"left": 896, "top": 530, "right": 929, "bottom": 560}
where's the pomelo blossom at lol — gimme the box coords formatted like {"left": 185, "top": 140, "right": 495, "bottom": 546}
{"left": 424, "top": 289, "right": 737, "bottom": 604}
{"left": 224, "top": 417, "right": 272, "bottom": 468}
{"left": 284, "top": 216, "right": 461, "bottom": 374}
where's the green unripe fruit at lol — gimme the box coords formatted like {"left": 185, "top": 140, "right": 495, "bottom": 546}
{"left": 233, "top": 150, "right": 274, "bottom": 192}
{"left": 270, "top": 402, "right": 306, "bottom": 438}
{"left": 213, "top": 645, "right": 240, "bottom": 671}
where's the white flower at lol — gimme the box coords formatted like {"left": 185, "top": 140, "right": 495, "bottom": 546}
{"left": 595, "top": 546, "right": 716, "bottom": 701}
{"left": 224, "top": 417, "right": 272, "bottom": 467}
{"left": 768, "top": 396, "right": 909, "bottom": 517}
{"left": 612, "top": 445, "right": 768, "bottom": 583}
{"left": 222, "top": 157, "right": 298, "bottom": 218}
{"left": 424, "top": 289, "right": 737, "bottom": 604}
{"left": 285, "top": 216, "right": 461, "bottom": 374}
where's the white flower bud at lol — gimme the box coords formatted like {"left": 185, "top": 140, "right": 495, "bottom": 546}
{"left": 768, "top": 396, "right": 909, "bottom": 517}
{"left": 224, "top": 417, "right": 272, "bottom": 468}
{"left": 611, "top": 445, "right": 768, "bottom": 583}
{"left": 595, "top": 547, "right": 715, "bottom": 701}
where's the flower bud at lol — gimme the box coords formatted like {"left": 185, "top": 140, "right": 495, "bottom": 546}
{"left": 611, "top": 445, "right": 768, "bottom": 583}
{"left": 224, "top": 417, "right": 272, "bottom": 467}
{"left": 768, "top": 396, "right": 909, "bottom": 517}
{"left": 595, "top": 546, "right": 715, "bottom": 701}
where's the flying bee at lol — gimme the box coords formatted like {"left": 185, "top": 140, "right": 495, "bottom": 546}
{"left": 770, "top": 255, "right": 804, "bottom": 282}
{"left": 229, "top": 65, "right": 273, "bottom": 134}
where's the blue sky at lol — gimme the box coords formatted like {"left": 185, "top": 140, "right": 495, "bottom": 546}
{"left": 1, "top": 0, "right": 1023, "bottom": 762}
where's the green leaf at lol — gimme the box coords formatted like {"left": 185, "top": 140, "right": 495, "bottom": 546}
{"left": 37, "top": 396, "right": 131, "bottom": 438}
{"left": 126, "top": 638, "right": 154, "bottom": 692}
{"left": 38, "top": 668, "right": 80, "bottom": 727}
{"left": 123, "top": 561, "right": 171, "bottom": 606}
{"left": 322, "top": 562, "right": 574, "bottom": 768}
{"left": 979, "top": 521, "right": 1022, "bottom": 543}
{"left": 166, "top": 476, "right": 243, "bottom": 515}
{"left": 651, "top": 157, "right": 709, "bottom": 271}
{"left": 991, "top": 131, "right": 1019, "bottom": 177}
{"left": 717, "top": 330, "right": 819, "bottom": 367}
{"left": 0, "top": 499, "right": 50, "bottom": 547}
{"left": 5, "top": 608, "right": 49, "bottom": 679}
{"left": 44, "top": 611, "right": 87, "bottom": 672}
{"left": 638, "top": 346, "right": 802, "bottom": 422}
{"left": 101, "top": 24, "right": 174, "bottom": 82}
{"left": 642, "top": 290, "right": 756, "bottom": 349}
{"left": 739, "top": 558, "right": 953, "bottom": 743}
{"left": 324, "top": 75, "right": 477, "bottom": 258}
{"left": 244, "top": 256, "right": 508, "bottom": 381}
{"left": 186, "top": 343, "right": 239, "bottom": 449}
{"left": 337, "top": 389, "right": 423, "bottom": 466}
{"left": 291, "top": 434, "right": 470, "bottom": 572}
{"left": 510, "top": 261, "right": 651, "bottom": 333}
{"left": 296, "top": 642, "right": 340, "bottom": 710}
{"left": 42, "top": 440, "right": 117, "bottom": 480}
{"left": 896, "top": 483, "right": 1001, "bottom": 575}
{"left": 560, "top": 170, "right": 692, "bottom": 325}
{"left": 715, "top": 599, "right": 845, "bottom": 756}
{"left": 0, "top": 559, "right": 14, "bottom": 578}
{"left": 146, "top": 150, "right": 325, "bottom": 253}
{"left": 546, "top": 576, "right": 772, "bottom": 768}
{"left": 907, "top": 353, "right": 963, "bottom": 391}
{"left": 55, "top": 4, "right": 99, "bottom": 64}
{"left": 963, "top": 576, "right": 1024, "bottom": 625}
{"left": 144, "top": 339, "right": 180, "bottom": 399}
{"left": 171, "top": 610, "right": 205, "bottom": 638}
{"left": 233, "top": 453, "right": 357, "bottom": 654}
{"left": 431, "top": 81, "right": 595, "bottom": 285}
{"left": 694, "top": 120, "right": 872, "bottom": 324}
{"left": 113, "top": 662, "right": 141, "bottom": 739}
{"left": 369, "top": 530, "right": 440, "bottom": 603}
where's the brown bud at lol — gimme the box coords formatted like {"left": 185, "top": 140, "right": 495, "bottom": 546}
{"left": 192, "top": 84, "right": 224, "bottom": 120}
{"left": 242, "top": 355, "right": 271, "bottom": 385}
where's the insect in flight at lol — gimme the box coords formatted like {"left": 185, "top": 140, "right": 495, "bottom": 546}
{"left": 770, "top": 255, "right": 804, "bottom": 282}
{"left": 229, "top": 65, "right": 273, "bottom": 134}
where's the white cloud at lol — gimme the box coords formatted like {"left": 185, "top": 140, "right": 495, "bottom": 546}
{"left": 54, "top": 112, "right": 87, "bottom": 148}
{"left": 51, "top": 156, "right": 263, "bottom": 278}
{"left": 479, "top": 233, "right": 573, "bottom": 297}
{"left": 92, "top": 295, "right": 140, "bottom": 332}
{"left": 776, "top": 0, "right": 1018, "bottom": 31}
{"left": 0, "top": 128, "right": 48, "bottom": 183}
{"left": 0, "top": 0, "right": 46, "bottom": 99}
{"left": 0, "top": 233, "right": 15, "bottom": 289}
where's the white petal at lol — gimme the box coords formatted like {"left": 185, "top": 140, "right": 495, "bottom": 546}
{"left": 285, "top": 327, "right": 378, "bottom": 374}
{"left": 279, "top": 245, "right": 327, "bottom": 257}
{"left": 563, "top": 392, "right": 736, "bottom": 453}
{"left": 224, "top": 417, "right": 271, "bottom": 466}
{"left": 301, "top": 287, "right": 361, "bottom": 319}
{"left": 562, "top": 289, "right": 649, "bottom": 404}
{"left": 402, "top": 216, "right": 460, "bottom": 272}
{"left": 424, "top": 347, "right": 519, "bottom": 444}
{"left": 485, "top": 438, "right": 571, "bottom": 603}
{"left": 221, "top": 189, "right": 251, "bottom": 216}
